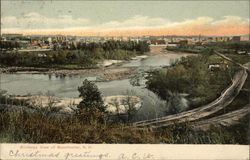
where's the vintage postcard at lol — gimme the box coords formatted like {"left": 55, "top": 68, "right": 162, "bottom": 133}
{"left": 0, "top": 0, "right": 249, "bottom": 159}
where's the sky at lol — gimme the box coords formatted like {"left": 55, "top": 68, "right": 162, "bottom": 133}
{"left": 1, "top": 0, "right": 249, "bottom": 36}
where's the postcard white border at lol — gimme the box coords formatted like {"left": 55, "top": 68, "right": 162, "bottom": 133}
{"left": 0, "top": 143, "right": 249, "bottom": 160}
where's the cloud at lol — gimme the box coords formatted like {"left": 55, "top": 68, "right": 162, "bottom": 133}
{"left": 92, "top": 16, "right": 249, "bottom": 36}
{"left": 98, "top": 15, "right": 169, "bottom": 29}
{"left": 1, "top": 13, "right": 249, "bottom": 36}
{"left": 212, "top": 16, "right": 248, "bottom": 26}
{"left": 1, "top": 12, "right": 89, "bottom": 29}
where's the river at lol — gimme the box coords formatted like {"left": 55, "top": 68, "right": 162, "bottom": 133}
{"left": 0, "top": 52, "right": 193, "bottom": 121}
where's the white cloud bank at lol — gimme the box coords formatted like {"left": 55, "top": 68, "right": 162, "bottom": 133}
{"left": 1, "top": 12, "right": 89, "bottom": 29}
{"left": 1, "top": 12, "right": 249, "bottom": 36}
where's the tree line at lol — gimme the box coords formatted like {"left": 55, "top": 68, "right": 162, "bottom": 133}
{"left": 0, "top": 40, "right": 150, "bottom": 53}
{"left": 0, "top": 41, "right": 21, "bottom": 50}
{"left": 167, "top": 41, "right": 250, "bottom": 54}
{"left": 0, "top": 40, "right": 150, "bottom": 68}
{"left": 56, "top": 40, "right": 150, "bottom": 54}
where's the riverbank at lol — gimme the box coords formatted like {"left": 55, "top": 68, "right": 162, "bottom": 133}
{"left": 0, "top": 66, "right": 138, "bottom": 82}
{"left": 96, "top": 69, "right": 136, "bottom": 82}
{"left": 11, "top": 95, "right": 142, "bottom": 115}
{"left": 0, "top": 55, "right": 150, "bottom": 83}
{"left": 0, "top": 52, "right": 198, "bottom": 75}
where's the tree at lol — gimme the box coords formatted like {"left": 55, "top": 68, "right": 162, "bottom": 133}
{"left": 121, "top": 96, "right": 138, "bottom": 123}
{"left": 165, "top": 91, "right": 189, "bottom": 115}
{"left": 77, "top": 79, "right": 106, "bottom": 112}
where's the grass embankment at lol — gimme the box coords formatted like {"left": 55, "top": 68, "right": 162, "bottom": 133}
{"left": 0, "top": 108, "right": 249, "bottom": 144}
{"left": 0, "top": 105, "right": 248, "bottom": 144}
{"left": 167, "top": 46, "right": 202, "bottom": 54}
{"left": 197, "top": 72, "right": 249, "bottom": 120}
{"left": 225, "top": 54, "right": 250, "bottom": 64}
{"left": 0, "top": 110, "right": 156, "bottom": 143}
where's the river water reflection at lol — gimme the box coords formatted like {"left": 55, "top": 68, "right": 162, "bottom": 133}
{"left": 1, "top": 53, "right": 193, "bottom": 120}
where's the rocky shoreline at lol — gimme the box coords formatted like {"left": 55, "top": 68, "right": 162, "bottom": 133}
{"left": 0, "top": 55, "right": 148, "bottom": 82}
{"left": 0, "top": 65, "right": 137, "bottom": 78}
{"left": 0, "top": 55, "right": 148, "bottom": 74}
{"left": 95, "top": 68, "right": 136, "bottom": 82}
{"left": 0, "top": 66, "right": 50, "bottom": 74}
{"left": 12, "top": 95, "right": 142, "bottom": 115}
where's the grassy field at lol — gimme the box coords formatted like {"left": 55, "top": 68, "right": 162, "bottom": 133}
{"left": 0, "top": 107, "right": 248, "bottom": 144}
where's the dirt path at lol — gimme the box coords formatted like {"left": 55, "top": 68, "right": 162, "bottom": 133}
{"left": 192, "top": 104, "right": 249, "bottom": 131}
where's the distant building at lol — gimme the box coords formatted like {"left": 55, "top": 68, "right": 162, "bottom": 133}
{"left": 1, "top": 36, "right": 7, "bottom": 41}
{"left": 167, "top": 42, "right": 179, "bottom": 48}
{"left": 150, "top": 39, "right": 166, "bottom": 45}
{"left": 240, "top": 35, "right": 250, "bottom": 41}
{"left": 19, "top": 40, "right": 30, "bottom": 48}
{"left": 179, "top": 40, "right": 188, "bottom": 46}
{"left": 47, "top": 37, "right": 52, "bottom": 43}
{"left": 53, "top": 36, "right": 67, "bottom": 42}
{"left": 1, "top": 33, "right": 23, "bottom": 41}
{"left": 31, "top": 40, "right": 41, "bottom": 45}
{"left": 2, "top": 33, "right": 23, "bottom": 38}
{"left": 231, "top": 36, "right": 241, "bottom": 42}
{"left": 121, "top": 37, "right": 129, "bottom": 41}
{"left": 214, "top": 37, "right": 230, "bottom": 42}
{"left": 208, "top": 61, "right": 228, "bottom": 71}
